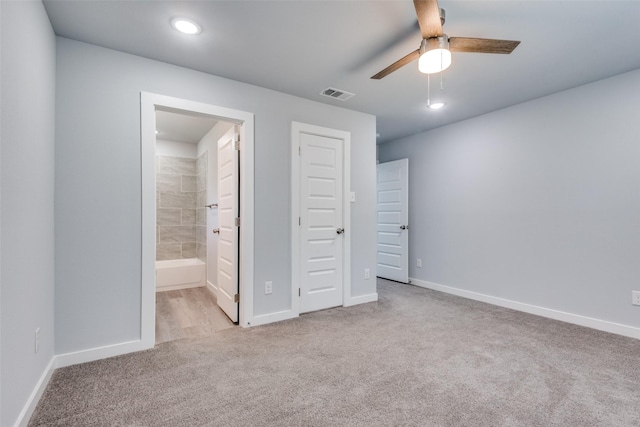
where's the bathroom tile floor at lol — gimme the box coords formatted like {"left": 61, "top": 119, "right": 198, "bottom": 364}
{"left": 155, "top": 286, "right": 235, "bottom": 344}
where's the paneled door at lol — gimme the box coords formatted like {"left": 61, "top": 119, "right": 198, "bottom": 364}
{"left": 376, "top": 159, "right": 409, "bottom": 283}
{"left": 295, "top": 124, "right": 347, "bottom": 313}
{"left": 217, "top": 127, "right": 239, "bottom": 322}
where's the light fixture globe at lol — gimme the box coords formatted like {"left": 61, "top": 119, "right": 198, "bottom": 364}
{"left": 418, "top": 36, "right": 451, "bottom": 74}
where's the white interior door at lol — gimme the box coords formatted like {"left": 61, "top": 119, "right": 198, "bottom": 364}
{"left": 217, "top": 127, "right": 239, "bottom": 322}
{"left": 377, "top": 159, "right": 409, "bottom": 283}
{"left": 299, "top": 131, "right": 344, "bottom": 313}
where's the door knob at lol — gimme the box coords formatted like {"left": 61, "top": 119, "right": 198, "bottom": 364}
{"left": 212, "top": 228, "right": 220, "bottom": 234}
{"left": 336, "top": 228, "right": 344, "bottom": 235}
{"left": 400, "top": 225, "right": 409, "bottom": 230}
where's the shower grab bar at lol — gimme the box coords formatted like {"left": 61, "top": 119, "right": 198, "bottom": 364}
{"left": 205, "top": 203, "right": 218, "bottom": 209}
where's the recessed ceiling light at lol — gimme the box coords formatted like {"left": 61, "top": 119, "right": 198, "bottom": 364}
{"left": 171, "top": 17, "right": 201, "bottom": 35}
{"left": 428, "top": 102, "right": 446, "bottom": 110}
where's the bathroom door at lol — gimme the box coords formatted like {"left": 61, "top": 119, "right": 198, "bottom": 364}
{"left": 217, "top": 127, "right": 239, "bottom": 322}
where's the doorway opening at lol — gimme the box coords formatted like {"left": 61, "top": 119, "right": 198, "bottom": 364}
{"left": 141, "top": 93, "right": 255, "bottom": 349}
{"left": 154, "top": 108, "right": 238, "bottom": 343}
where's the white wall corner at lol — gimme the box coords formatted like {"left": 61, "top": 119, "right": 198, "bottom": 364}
{"left": 14, "top": 357, "right": 56, "bottom": 427}
{"left": 409, "top": 278, "right": 640, "bottom": 341}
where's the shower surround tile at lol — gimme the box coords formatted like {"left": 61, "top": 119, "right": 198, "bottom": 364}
{"left": 156, "top": 174, "right": 181, "bottom": 193}
{"left": 156, "top": 153, "right": 207, "bottom": 261}
{"left": 158, "top": 225, "right": 196, "bottom": 243}
{"left": 196, "top": 208, "right": 206, "bottom": 226}
{"left": 182, "top": 242, "right": 196, "bottom": 258}
{"left": 196, "top": 152, "right": 208, "bottom": 262}
{"left": 196, "top": 225, "right": 206, "bottom": 244}
{"left": 157, "top": 208, "right": 181, "bottom": 226}
{"left": 182, "top": 209, "right": 196, "bottom": 225}
{"left": 197, "top": 243, "right": 206, "bottom": 262}
{"left": 158, "top": 156, "right": 196, "bottom": 175}
{"left": 160, "top": 192, "right": 196, "bottom": 209}
{"left": 157, "top": 243, "right": 181, "bottom": 261}
{"left": 181, "top": 175, "right": 197, "bottom": 192}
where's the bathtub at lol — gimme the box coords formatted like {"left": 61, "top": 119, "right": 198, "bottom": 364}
{"left": 156, "top": 258, "right": 206, "bottom": 292}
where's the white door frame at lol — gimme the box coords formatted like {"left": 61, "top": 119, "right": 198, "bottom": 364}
{"left": 141, "top": 92, "right": 255, "bottom": 349}
{"left": 291, "top": 122, "right": 351, "bottom": 315}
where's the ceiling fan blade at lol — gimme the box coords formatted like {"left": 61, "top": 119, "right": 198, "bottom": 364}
{"left": 449, "top": 37, "right": 520, "bottom": 54}
{"left": 371, "top": 49, "right": 420, "bottom": 80}
{"left": 414, "top": 0, "right": 443, "bottom": 39}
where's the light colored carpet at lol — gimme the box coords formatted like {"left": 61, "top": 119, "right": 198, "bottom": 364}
{"left": 30, "top": 279, "right": 640, "bottom": 426}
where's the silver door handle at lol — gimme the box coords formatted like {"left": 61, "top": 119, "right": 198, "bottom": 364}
{"left": 336, "top": 228, "right": 344, "bottom": 235}
{"left": 212, "top": 228, "right": 220, "bottom": 234}
{"left": 400, "top": 225, "right": 409, "bottom": 230}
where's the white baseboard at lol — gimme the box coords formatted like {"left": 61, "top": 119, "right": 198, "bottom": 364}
{"left": 15, "top": 357, "right": 56, "bottom": 427}
{"left": 410, "top": 277, "right": 640, "bottom": 340}
{"left": 206, "top": 280, "right": 217, "bottom": 295}
{"left": 344, "top": 292, "right": 378, "bottom": 307}
{"left": 156, "top": 282, "right": 205, "bottom": 292}
{"left": 250, "top": 309, "right": 298, "bottom": 327}
{"left": 55, "top": 339, "right": 152, "bottom": 369}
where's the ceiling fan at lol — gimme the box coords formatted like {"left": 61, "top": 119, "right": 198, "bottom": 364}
{"left": 371, "top": 0, "right": 520, "bottom": 79}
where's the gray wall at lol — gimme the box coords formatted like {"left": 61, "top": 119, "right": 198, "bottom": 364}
{"left": 379, "top": 69, "right": 640, "bottom": 329}
{"left": 1, "top": 1, "right": 56, "bottom": 425}
{"left": 55, "top": 38, "right": 377, "bottom": 354}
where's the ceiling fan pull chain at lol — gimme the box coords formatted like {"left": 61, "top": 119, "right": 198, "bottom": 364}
{"left": 427, "top": 73, "right": 431, "bottom": 106}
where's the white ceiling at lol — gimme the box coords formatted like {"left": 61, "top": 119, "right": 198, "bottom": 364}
{"left": 155, "top": 109, "right": 218, "bottom": 144}
{"left": 43, "top": 1, "right": 640, "bottom": 144}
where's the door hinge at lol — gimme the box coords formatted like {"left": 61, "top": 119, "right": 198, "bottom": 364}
{"left": 298, "top": 217, "right": 301, "bottom": 226}
{"left": 233, "top": 135, "right": 240, "bottom": 151}
{"left": 298, "top": 288, "right": 301, "bottom": 297}
{"left": 233, "top": 294, "right": 239, "bottom": 303}
{"left": 234, "top": 217, "right": 241, "bottom": 227}
{"left": 298, "top": 146, "right": 301, "bottom": 156}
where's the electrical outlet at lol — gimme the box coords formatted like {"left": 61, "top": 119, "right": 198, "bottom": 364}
{"left": 35, "top": 328, "right": 40, "bottom": 354}
{"left": 265, "top": 281, "right": 273, "bottom": 295}
{"left": 417, "top": 258, "right": 422, "bottom": 268}
{"left": 364, "top": 268, "right": 370, "bottom": 279}
{"left": 632, "top": 291, "right": 640, "bottom": 306}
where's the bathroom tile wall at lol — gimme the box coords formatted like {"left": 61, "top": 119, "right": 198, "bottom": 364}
{"left": 156, "top": 155, "right": 200, "bottom": 260}
{"left": 196, "top": 152, "right": 207, "bottom": 262}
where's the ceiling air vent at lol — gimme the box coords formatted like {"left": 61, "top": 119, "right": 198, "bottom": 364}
{"left": 320, "top": 87, "right": 355, "bottom": 102}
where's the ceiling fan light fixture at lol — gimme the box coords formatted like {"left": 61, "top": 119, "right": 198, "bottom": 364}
{"left": 418, "top": 36, "right": 451, "bottom": 74}
{"left": 428, "top": 102, "right": 446, "bottom": 110}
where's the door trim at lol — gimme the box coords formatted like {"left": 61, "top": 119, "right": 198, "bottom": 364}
{"left": 141, "top": 92, "right": 255, "bottom": 349}
{"left": 291, "top": 121, "right": 351, "bottom": 315}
